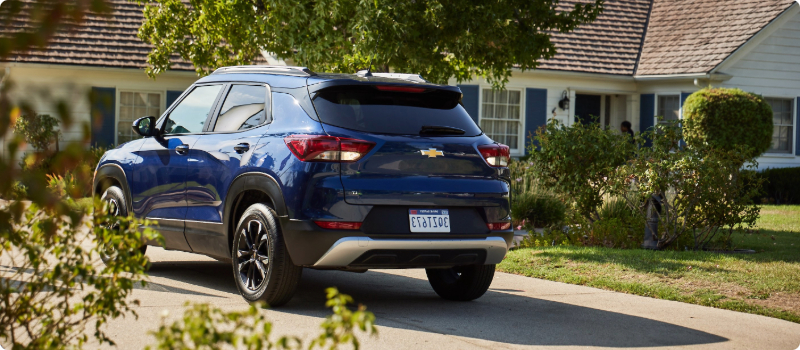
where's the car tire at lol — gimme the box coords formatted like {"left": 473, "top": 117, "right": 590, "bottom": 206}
{"left": 98, "top": 186, "right": 147, "bottom": 264}
{"left": 426, "top": 264, "right": 495, "bottom": 301}
{"left": 232, "top": 203, "right": 302, "bottom": 306}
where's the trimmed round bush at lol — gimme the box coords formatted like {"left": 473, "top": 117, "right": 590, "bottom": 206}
{"left": 511, "top": 192, "right": 566, "bottom": 228}
{"left": 682, "top": 88, "right": 773, "bottom": 158}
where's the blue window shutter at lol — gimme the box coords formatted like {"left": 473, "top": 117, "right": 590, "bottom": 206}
{"left": 90, "top": 87, "right": 116, "bottom": 148}
{"left": 796, "top": 97, "right": 799, "bottom": 156}
{"left": 680, "top": 92, "right": 691, "bottom": 110}
{"left": 458, "top": 85, "right": 480, "bottom": 124}
{"left": 640, "top": 94, "right": 655, "bottom": 147}
{"left": 525, "top": 88, "right": 548, "bottom": 152}
{"left": 166, "top": 90, "right": 184, "bottom": 110}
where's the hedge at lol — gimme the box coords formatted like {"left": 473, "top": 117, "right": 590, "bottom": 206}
{"left": 760, "top": 167, "right": 800, "bottom": 204}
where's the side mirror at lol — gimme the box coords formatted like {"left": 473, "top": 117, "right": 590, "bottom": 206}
{"left": 132, "top": 116, "right": 158, "bottom": 137}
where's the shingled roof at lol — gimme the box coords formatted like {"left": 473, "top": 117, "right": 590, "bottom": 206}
{"left": 636, "top": 0, "right": 796, "bottom": 76}
{"left": 0, "top": 0, "right": 196, "bottom": 70}
{"left": 1, "top": 0, "right": 796, "bottom": 77}
{"left": 538, "top": 0, "right": 652, "bottom": 75}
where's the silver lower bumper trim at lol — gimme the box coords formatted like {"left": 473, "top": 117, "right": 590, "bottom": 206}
{"left": 312, "top": 237, "right": 509, "bottom": 267}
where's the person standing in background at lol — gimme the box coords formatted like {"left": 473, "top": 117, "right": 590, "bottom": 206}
{"left": 620, "top": 121, "right": 634, "bottom": 144}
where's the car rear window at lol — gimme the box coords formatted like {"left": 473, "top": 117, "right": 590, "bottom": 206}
{"left": 311, "top": 85, "right": 482, "bottom": 136}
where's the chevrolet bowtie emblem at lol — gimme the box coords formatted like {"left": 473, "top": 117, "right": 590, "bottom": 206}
{"left": 420, "top": 148, "right": 444, "bottom": 158}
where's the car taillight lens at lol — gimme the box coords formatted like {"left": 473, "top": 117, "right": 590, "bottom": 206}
{"left": 487, "top": 222, "right": 512, "bottom": 231}
{"left": 478, "top": 144, "right": 510, "bottom": 167}
{"left": 314, "top": 221, "right": 363, "bottom": 230}
{"left": 284, "top": 135, "right": 375, "bottom": 162}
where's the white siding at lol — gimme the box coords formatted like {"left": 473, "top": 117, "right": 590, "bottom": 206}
{"left": 718, "top": 9, "right": 800, "bottom": 169}
{"left": 1, "top": 63, "right": 197, "bottom": 161}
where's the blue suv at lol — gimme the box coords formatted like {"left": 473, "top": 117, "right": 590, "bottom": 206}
{"left": 93, "top": 66, "right": 513, "bottom": 306}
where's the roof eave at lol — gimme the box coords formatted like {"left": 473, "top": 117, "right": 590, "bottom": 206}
{"left": 513, "top": 68, "right": 635, "bottom": 81}
{"left": 633, "top": 72, "right": 733, "bottom": 82}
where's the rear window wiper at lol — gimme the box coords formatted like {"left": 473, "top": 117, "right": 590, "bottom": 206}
{"left": 419, "top": 125, "right": 466, "bottom": 136}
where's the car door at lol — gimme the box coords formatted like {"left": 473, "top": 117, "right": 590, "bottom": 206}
{"left": 130, "top": 84, "right": 225, "bottom": 251}
{"left": 184, "top": 83, "right": 272, "bottom": 257}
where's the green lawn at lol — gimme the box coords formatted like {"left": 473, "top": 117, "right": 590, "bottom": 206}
{"left": 499, "top": 205, "right": 800, "bottom": 323}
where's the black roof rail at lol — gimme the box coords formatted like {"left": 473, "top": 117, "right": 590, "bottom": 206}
{"left": 211, "top": 65, "right": 316, "bottom": 77}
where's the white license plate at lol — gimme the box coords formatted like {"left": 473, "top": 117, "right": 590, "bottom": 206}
{"left": 409, "top": 209, "right": 450, "bottom": 232}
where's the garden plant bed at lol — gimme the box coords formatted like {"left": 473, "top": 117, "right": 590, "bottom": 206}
{"left": 499, "top": 205, "right": 800, "bottom": 323}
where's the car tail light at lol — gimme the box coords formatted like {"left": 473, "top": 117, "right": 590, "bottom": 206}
{"left": 314, "top": 221, "right": 363, "bottom": 230}
{"left": 375, "top": 85, "right": 426, "bottom": 93}
{"left": 487, "top": 222, "right": 511, "bottom": 231}
{"left": 478, "top": 144, "right": 510, "bottom": 167}
{"left": 284, "top": 135, "right": 375, "bottom": 162}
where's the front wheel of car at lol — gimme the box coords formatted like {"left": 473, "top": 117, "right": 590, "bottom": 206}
{"left": 98, "top": 186, "right": 147, "bottom": 265}
{"left": 232, "top": 203, "right": 302, "bottom": 307}
{"left": 426, "top": 264, "right": 495, "bottom": 301}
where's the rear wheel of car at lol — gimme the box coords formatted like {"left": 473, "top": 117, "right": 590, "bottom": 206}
{"left": 232, "top": 203, "right": 302, "bottom": 306}
{"left": 426, "top": 264, "right": 495, "bottom": 301}
{"left": 98, "top": 186, "right": 147, "bottom": 264}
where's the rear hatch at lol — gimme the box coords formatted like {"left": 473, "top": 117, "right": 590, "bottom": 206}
{"left": 309, "top": 83, "right": 508, "bottom": 208}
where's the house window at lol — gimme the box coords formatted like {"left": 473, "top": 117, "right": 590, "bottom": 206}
{"left": 765, "top": 98, "right": 794, "bottom": 154}
{"left": 657, "top": 95, "right": 680, "bottom": 123}
{"left": 119, "top": 91, "right": 162, "bottom": 144}
{"left": 481, "top": 89, "right": 522, "bottom": 150}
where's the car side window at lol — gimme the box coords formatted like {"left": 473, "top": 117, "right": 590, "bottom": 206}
{"left": 163, "top": 85, "right": 223, "bottom": 135}
{"left": 213, "top": 84, "right": 270, "bottom": 132}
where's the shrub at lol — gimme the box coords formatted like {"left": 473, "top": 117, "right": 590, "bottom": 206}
{"left": 13, "top": 112, "right": 60, "bottom": 153}
{"left": 759, "top": 167, "right": 800, "bottom": 204}
{"left": 682, "top": 87, "right": 773, "bottom": 159}
{"left": 511, "top": 192, "right": 566, "bottom": 228}
{"left": 508, "top": 159, "right": 542, "bottom": 195}
{"left": 1, "top": 201, "right": 161, "bottom": 349}
{"left": 46, "top": 173, "right": 81, "bottom": 199}
{"left": 528, "top": 119, "right": 634, "bottom": 222}
{"left": 611, "top": 121, "right": 763, "bottom": 250}
{"left": 147, "top": 287, "right": 377, "bottom": 350}
{"left": 516, "top": 227, "right": 572, "bottom": 248}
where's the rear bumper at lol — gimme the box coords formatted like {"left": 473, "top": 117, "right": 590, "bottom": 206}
{"left": 313, "top": 237, "right": 508, "bottom": 268}
{"left": 280, "top": 218, "right": 513, "bottom": 267}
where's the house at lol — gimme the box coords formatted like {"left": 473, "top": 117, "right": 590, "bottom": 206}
{"left": 2, "top": 0, "right": 799, "bottom": 169}
{"left": 453, "top": 0, "right": 800, "bottom": 169}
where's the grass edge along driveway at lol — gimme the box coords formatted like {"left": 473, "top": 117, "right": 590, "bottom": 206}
{"left": 498, "top": 205, "right": 800, "bottom": 324}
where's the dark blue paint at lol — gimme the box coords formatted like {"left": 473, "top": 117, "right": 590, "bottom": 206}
{"left": 91, "top": 87, "right": 116, "bottom": 147}
{"left": 525, "top": 88, "right": 547, "bottom": 152}
{"left": 458, "top": 84, "right": 480, "bottom": 124}
{"left": 640, "top": 94, "right": 655, "bottom": 147}
{"left": 96, "top": 74, "right": 511, "bottom": 262}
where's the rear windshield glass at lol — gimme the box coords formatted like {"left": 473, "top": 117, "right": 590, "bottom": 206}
{"left": 311, "top": 85, "right": 482, "bottom": 136}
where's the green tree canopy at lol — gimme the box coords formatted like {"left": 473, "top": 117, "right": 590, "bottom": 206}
{"left": 135, "top": 0, "right": 603, "bottom": 85}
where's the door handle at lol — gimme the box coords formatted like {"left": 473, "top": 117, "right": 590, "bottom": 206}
{"left": 234, "top": 143, "right": 250, "bottom": 154}
{"left": 175, "top": 144, "right": 189, "bottom": 155}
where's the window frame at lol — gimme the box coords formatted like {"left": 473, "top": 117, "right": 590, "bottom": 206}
{"left": 763, "top": 96, "right": 795, "bottom": 155}
{"left": 478, "top": 86, "right": 525, "bottom": 154}
{"left": 205, "top": 83, "right": 273, "bottom": 134}
{"left": 654, "top": 93, "right": 681, "bottom": 124}
{"left": 156, "top": 83, "right": 227, "bottom": 136}
{"left": 116, "top": 89, "right": 164, "bottom": 145}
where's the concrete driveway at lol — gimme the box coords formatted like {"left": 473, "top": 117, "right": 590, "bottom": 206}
{"left": 100, "top": 246, "right": 800, "bottom": 350}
